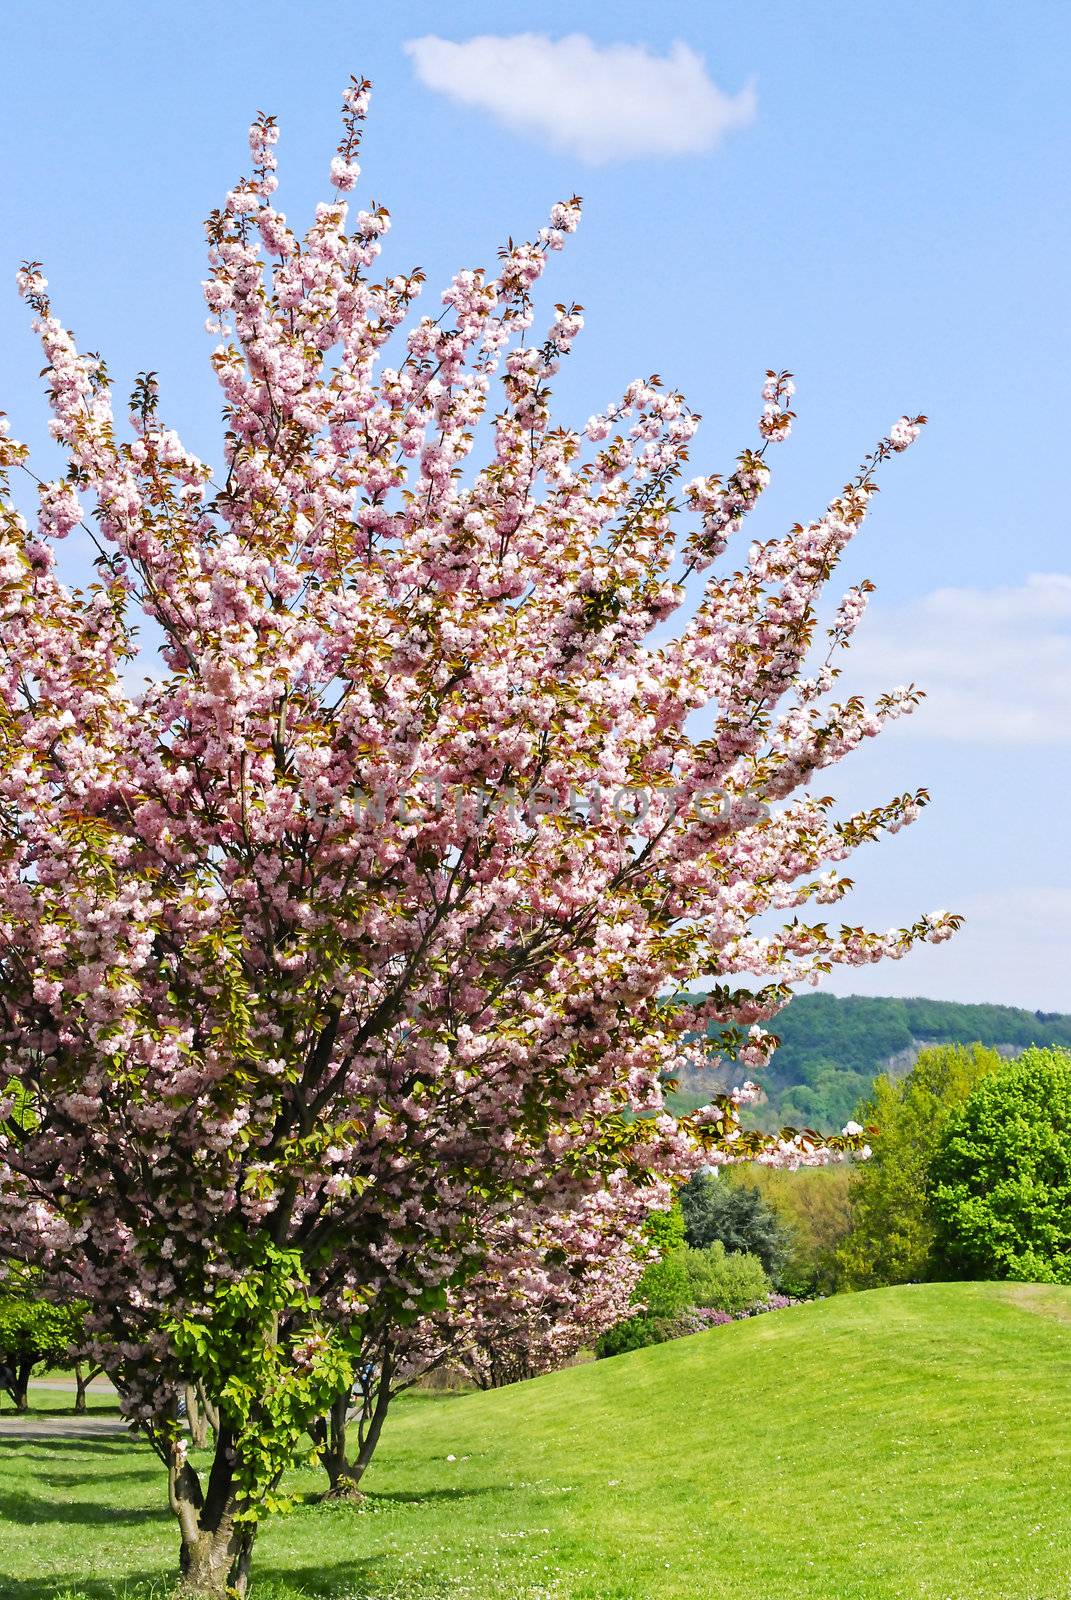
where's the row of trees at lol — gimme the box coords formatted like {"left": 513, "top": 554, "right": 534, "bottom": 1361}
{"left": 0, "top": 77, "right": 949, "bottom": 1596}
{"left": 734, "top": 1043, "right": 1071, "bottom": 1293}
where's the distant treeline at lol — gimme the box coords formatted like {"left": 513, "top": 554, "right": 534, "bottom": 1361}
{"left": 672, "top": 993, "right": 1071, "bottom": 1133}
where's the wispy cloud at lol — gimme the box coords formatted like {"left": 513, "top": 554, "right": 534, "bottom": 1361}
{"left": 823, "top": 886, "right": 1071, "bottom": 1012}
{"left": 403, "top": 33, "right": 756, "bottom": 164}
{"left": 849, "top": 574, "right": 1071, "bottom": 745}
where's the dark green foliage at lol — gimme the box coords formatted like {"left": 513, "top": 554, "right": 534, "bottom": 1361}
{"left": 838, "top": 1043, "right": 1004, "bottom": 1288}
{"left": 595, "top": 1314, "right": 675, "bottom": 1358}
{"left": 769, "top": 996, "right": 1071, "bottom": 1083}
{"left": 777, "top": 1068, "right": 873, "bottom": 1133}
{"left": 679, "top": 1171, "right": 789, "bottom": 1279}
{"left": 931, "top": 1048, "right": 1071, "bottom": 1283}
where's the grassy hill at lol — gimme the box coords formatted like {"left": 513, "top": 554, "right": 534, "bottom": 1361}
{"left": 7, "top": 1283, "right": 1071, "bottom": 1599}
{"left": 672, "top": 993, "right": 1071, "bottom": 1130}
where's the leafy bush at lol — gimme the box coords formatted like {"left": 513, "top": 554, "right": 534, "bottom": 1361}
{"left": 680, "top": 1172, "right": 789, "bottom": 1278}
{"left": 596, "top": 1242, "right": 770, "bottom": 1356}
{"left": 594, "top": 1314, "right": 676, "bottom": 1358}
{"left": 677, "top": 1241, "right": 770, "bottom": 1313}
{"left": 930, "top": 1048, "right": 1071, "bottom": 1282}
{"left": 639, "top": 1242, "right": 769, "bottom": 1317}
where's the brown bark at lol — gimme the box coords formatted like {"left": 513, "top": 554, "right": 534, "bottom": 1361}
{"left": 319, "top": 1391, "right": 361, "bottom": 1498}
{"left": 73, "top": 1361, "right": 104, "bottom": 1414}
{"left": 168, "top": 1428, "right": 256, "bottom": 1599}
{"left": 320, "top": 1353, "right": 393, "bottom": 1499}
{"left": 10, "top": 1359, "right": 33, "bottom": 1411}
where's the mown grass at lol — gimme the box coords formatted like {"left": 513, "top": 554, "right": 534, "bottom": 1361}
{"left": 3, "top": 1283, "right": 1071, "bottom": 1599}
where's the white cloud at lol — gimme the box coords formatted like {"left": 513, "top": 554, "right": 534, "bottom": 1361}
{"left": 403, "top": 33, "right": 756, "bottom": 164}
{"left": 849, "top": 573, "right": 1071, "bottom": 745}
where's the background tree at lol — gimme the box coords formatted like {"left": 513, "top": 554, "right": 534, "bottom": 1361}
{"left": 732, "top": 1165, "right": 854, "bottom": 1295}
{"left": 838, "top": 1043, "right": 1003, "bottom": 1288}
{"left": 930, "top": 1048, "right": 1071, "bottom": 1283}
{"left": 680, "top": 1169, "right": 789, "bottom": 1278}
{"left": 0, "top": 78, "right": 953, "bottom": 1597}
{"left": 0, "top": 1290, "right": 85, "bottom": 1410}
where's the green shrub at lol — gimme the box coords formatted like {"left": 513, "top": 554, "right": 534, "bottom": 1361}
{"left": 676, "top": 1241, "right": 769, "bottom": 1313}
{"left": 930, "top": 1048, "right": 1071, "bottom": 1282}
{"left": 599, "top": 1243, "right": 769, "bottom": 1357}
{"left": 635, "top": 1242, "right": 769, "bottom": 1319}
{"left": 594, "top": 1314, "right": 676, "bottom": 1358}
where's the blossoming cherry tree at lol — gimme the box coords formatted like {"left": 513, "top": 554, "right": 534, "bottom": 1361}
{"left": 0, "top": 78, "right": 954, "bottom": 1596}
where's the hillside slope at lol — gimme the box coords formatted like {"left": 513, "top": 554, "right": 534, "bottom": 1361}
{"left": 281, "top": 1282, "right": 1071, "bottom": 1598}
{"left": 674, "top": 993, "right": 1071, "bottom": 1129}
{"left": 9, "top": 1284, "right": 1071, "bottom": 1599}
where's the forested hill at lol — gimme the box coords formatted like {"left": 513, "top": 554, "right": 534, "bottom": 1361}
{"left": 675, "top": 993, "right": 1071, "bottom": 1133}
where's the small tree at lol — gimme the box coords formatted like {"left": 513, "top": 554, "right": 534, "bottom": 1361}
{"left": 0, "top": 1292, "right": 84, "bottom": 1410}
{"left": 838, "top": 1043, "right": 1003, "bottom": 1287}
{"left": 930, "top": 1048, "right": 1071, "bottom": 1282}
{"left": 315, "top": 1181, "right": 653, "bottom": 1496}
{"left": 0, "top": 78, "right": 955, "bottom": 1595}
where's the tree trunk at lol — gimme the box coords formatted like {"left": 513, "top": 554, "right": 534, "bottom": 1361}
{"left": 175, "top": 1521, "right": 255, "bottom": 1600}
{"left": 320, "top": 1354, "right": 393, "bottom": 1498}
{"left": 11, "top": 1359, "right": 33, "bottom": 1411}
{"left": 350, "top": 1372, "right": 392, "bottom": 1486}
{"left": 319, "top": 1391, "right": 360, "bottom": 1497}
{"left": 74, "top": 1362, "right": 104, "bottom": 1413}
{"left": 184, "top": 1384, "right": 208, "bottom": 1450}
{"left": 169, "top": 1430, "right": 257, "bottom": 1598}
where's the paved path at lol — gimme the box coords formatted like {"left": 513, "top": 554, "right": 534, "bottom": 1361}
{"left": 20, "top": 1378, "right": 118, "bottom": 1393}
{"left": 0, "top": 1378, "right": 128, "bottom": 1440}
{"left": 0, "top": 1411, "right": 130, "bottom": 1440}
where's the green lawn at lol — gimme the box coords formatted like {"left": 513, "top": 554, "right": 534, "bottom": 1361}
{"left": 4, "top": 1283, "right": 1071, "bottom": 1599}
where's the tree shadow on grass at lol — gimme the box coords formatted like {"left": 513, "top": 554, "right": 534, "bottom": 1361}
{"left": 0, "top": 1485, "right": 168, "bottom": 1527}
{"left": 0, "top": 1571, "right": 168, "bottom": 1600}
{"left": 39, "top": 1467, "right": 155, "bottom": 1488}
{"left": 254, "top": 1557, "right": 478, "bottom": 1600}
{"left": 366, "top": 1485, "right": 496, "bottom": 1506}
{"left": 0, "top": 1436, "right": 138, "bottom": 1456}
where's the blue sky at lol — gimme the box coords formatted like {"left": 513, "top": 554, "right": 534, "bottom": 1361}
{"left": 1, "top": 1, "right": 1068, "bottom": 1008}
